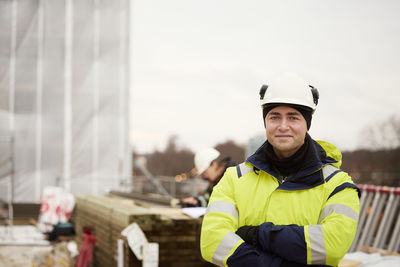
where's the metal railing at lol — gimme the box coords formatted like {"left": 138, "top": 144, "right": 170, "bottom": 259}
{"left": 350, "top": 185, "right": 400, "bottom": 252}
{"left": 130, "top": 175, "right": 208, "bottom": 199}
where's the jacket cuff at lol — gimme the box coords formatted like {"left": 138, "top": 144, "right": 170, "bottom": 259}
{"left": 258, "top": 222, "right": 285, "bottom": 252}
{"left": 227, "top": 242, "right": 283, "bottom": 267}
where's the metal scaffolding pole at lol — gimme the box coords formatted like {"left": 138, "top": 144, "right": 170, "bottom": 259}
{"left": 92, "top": 0, "right": 100, "bottom": 195}
{"left": 119, "top": 0, "right": 132, "bottom": 188}
{"left": 7, "top": 0, "right": 18, "bottom": 234}
{"left": 35, "top": 0, "right": 44, "bottom": 200}
{"left": 63, "top": 0, "right": 73, "bottom": 193}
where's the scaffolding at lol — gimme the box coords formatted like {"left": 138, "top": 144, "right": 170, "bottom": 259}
{"left": 0, "top": 0, "right": 132, "bottom": 204}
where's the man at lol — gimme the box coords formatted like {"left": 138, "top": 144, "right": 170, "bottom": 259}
{"left": 200, "top": 73, "right": 360, "bottom": 266}
{"left": 180, "top": 148, "right": 236, "bottom": 207}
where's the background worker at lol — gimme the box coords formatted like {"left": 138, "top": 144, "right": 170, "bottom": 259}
{"left": 180, "top": 148, "right": 235, "bottom": 207}
{"left": 200, "top": 73, "right": 360, "bottom": 266}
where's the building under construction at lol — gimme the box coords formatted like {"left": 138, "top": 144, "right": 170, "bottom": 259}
{"left": 0, "top": 1, "right": 210, "bottom": 265}
{"left": 0, "top": 0, "right": 132, "bottom": 202}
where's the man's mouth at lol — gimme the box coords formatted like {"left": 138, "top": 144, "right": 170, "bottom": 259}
{"left": 275, "top": 135, "right": 292, "bottom": 138}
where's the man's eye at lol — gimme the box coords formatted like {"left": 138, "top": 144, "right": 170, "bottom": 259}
{"left": 289, "top": 116, "right": 300, "bottom": 120}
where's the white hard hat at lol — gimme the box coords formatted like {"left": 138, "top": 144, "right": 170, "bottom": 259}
{"left": 194, "top": 148, "right": 220, "bottom": 175}
{"left": 259, "top": 73, "right": 319, "bottom": 112}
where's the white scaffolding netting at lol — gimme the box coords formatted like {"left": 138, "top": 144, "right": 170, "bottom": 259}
{"left": 0, "top": 0, "right": 131, "bottom": 202}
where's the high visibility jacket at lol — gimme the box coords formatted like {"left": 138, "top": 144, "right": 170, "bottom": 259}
{"left": 200, "top": 139, "right": 360, "bottom": 267}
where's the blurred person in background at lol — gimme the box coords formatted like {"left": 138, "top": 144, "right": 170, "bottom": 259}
{"left": 180, "top": 148, "right": 236, "bottom": 207}
{"left": 200, "top": 73, "right": 360, "bottom": 266}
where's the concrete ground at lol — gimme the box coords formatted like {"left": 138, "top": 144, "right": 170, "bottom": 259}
{"left": 0, "top": 245, "right": 53, "bottom": 267}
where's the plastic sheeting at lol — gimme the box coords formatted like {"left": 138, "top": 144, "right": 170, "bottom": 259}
{"left": 0, "top": 0, "right": 131, "bottom": 202}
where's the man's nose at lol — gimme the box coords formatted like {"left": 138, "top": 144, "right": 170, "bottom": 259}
{"left": 278, "top": 119, "right": 289, "bottom": 130}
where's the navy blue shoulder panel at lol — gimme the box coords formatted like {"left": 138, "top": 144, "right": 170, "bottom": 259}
{"left": 236, "top": 165, "right": 242, "bottom": 178}
{"left": 236, "top": 162, "right": 255, "bottom": 179}
{"left": 328, "top": 182, "right": 361, "bottom": 199}
{"left": 325, "top": 156, "right": 338, "bottom": 164}
{"left": 325, "top": 169, "right": 342, "bottom": 182}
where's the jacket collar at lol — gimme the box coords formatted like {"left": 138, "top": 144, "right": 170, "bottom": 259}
{"left": 246, "top": 137, "right": 338, "bottom": 190}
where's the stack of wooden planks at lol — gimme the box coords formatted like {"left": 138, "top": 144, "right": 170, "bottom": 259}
{"left": 74, "top": 195, "right": 212, "bottom": 267}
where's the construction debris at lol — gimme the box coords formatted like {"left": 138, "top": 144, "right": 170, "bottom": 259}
{"left": 0, "top": 225, "right": 77, "bottom": 267}
{"left": 0, "top": 225, "right": 49, "bottom": 246}
{"left": 31, "top": 241, "right": 75, "bottom": 267}
{"left": 0, "top": 245, "right": 52, "bottom": 267}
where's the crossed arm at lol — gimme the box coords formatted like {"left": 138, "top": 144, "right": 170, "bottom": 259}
{"left": 200, "top": 178, "right": 359, "bottom": 266}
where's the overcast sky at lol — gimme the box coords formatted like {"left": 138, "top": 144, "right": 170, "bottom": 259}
{"left": 129, "top": 0, "right": 400, "bottom": 154}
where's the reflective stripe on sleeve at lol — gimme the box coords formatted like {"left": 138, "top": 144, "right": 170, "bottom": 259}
{"left": 206, "top": 201, "right": 238, "bottom": 221}
{"left": 318, "top": 203, "right": 358, "bottom": 224}
{"left": 308, "top": 225, "right": 326, "bottom": 265}
{"left": 212, "top": 232, "right": 242, "bottom": 266}
{"left": 237, "top": 163, "right": 252, "bottom": 178}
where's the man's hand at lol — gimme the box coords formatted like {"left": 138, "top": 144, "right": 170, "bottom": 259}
{"left": 236, "top": 225, "right": 260, "bottom": 246}
{"left": 180, "top": 197, "right": 199, "bottom": 207}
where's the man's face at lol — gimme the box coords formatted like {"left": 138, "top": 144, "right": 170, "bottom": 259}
{"left": 201, "top": 161, "right": 219, "bottom": 182}
{"left": 265, "top": 105, "right": 308, "bottom": 159}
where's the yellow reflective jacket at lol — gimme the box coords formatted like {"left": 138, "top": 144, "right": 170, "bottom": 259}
{"left": 200, "top": 139, "right": 360, "bottom": 267}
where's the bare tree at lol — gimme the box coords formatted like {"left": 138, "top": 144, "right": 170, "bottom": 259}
{"left": 359, "top": 114, "right": 400, "bottom": 150}
{"left": 343, "top": 114, "right": 400, "bottom": 186}
{"left": 145, "top": 135, "right": 195, "bottom": 176}
{"left": 214, "top": 140, "right": 245, "bottom": 164}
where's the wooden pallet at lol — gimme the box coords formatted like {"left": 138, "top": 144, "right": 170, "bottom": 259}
{"left": 74, "top": 195, "right": 212, "bottom": 267}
